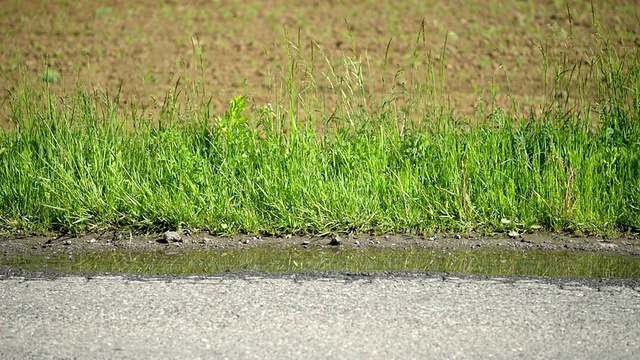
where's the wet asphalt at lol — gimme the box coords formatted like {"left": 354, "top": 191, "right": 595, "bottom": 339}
{"left": 1, "top": 269, "right": 639, "bottom": 359}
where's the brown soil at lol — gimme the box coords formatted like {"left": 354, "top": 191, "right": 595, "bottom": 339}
{"left": 1, "top": 0, "right": 639, "bottom": 126}
{"left": 1, "top": 232, "right": 639, "bottom": 261}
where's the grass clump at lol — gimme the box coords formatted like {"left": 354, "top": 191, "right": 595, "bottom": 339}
{"left": 0, "top": 28, "right": 639, "bottom": 237}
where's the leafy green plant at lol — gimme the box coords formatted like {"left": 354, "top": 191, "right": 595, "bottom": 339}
{"left": 1, "top": 18, "right": 639, "bottom": 236}
{"left": 40, "top": 68, "right": 59, "bottom": 83}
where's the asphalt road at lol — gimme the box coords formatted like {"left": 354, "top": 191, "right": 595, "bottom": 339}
{"left": 1, "top": 270, "right": 639, "bottom": 359}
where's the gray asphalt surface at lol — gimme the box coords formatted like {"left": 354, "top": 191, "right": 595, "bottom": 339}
{"left": 1, "top": 270, "right": 639, "bottom": 359}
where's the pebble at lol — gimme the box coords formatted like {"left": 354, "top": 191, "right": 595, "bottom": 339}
{"left": 328, "top": 235, "right": 342, "bottom": 246}
{"left": 599, "top": 242, "right": 618, "bottom": 249}
{"left": 163, "top": 231, "right": 182, "bottom": 243}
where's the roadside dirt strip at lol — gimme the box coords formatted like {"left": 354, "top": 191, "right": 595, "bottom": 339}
{"left": 1, "top": 270, "right": 638, "bottom": 359}
{"left": 2, "top": 232, "right": 639, "bottom": 257}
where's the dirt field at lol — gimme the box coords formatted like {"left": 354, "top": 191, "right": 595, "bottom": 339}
{"left": 1, "top": 0, "right": 639, "bottom": 126}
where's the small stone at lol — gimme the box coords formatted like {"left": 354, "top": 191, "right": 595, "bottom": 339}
{"left": 599, "top": 242, "right": 618, "bottom": 249}
{"left": 454, "top": 234, "right": 462, "bottom": 239}
{"left": 328, "top": 235, "right": 342, "bottom": 246}
{"left": 87, "top": 238, "right": 97, "bottom": 244}
{"left": 62, "top": 240, "right": 72, "bottom": 246}
{"left": 353, "top": 240, "right": 360, "bottom": 246}
{"left": 163, "top": 231, "right": 182, "bottom": 243}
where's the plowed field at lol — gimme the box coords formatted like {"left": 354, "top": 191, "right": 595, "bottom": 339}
{"left": 1, "top": 0, "right": 638, "bottom": 125}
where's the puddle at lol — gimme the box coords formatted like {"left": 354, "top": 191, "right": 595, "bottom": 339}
{"left": 2, "top": 247, "right": 639, "bottom": 278}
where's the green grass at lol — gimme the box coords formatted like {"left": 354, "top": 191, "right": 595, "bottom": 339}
{"left": 3, "top": 248, "right": 639, "bottom": 278}
{"left": 0, "top": 27, "right": 639, "bottom": 237}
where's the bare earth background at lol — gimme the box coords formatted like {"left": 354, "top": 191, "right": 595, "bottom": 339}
{"left": 1, "top": 0, "right": 639, "bottom": 126}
